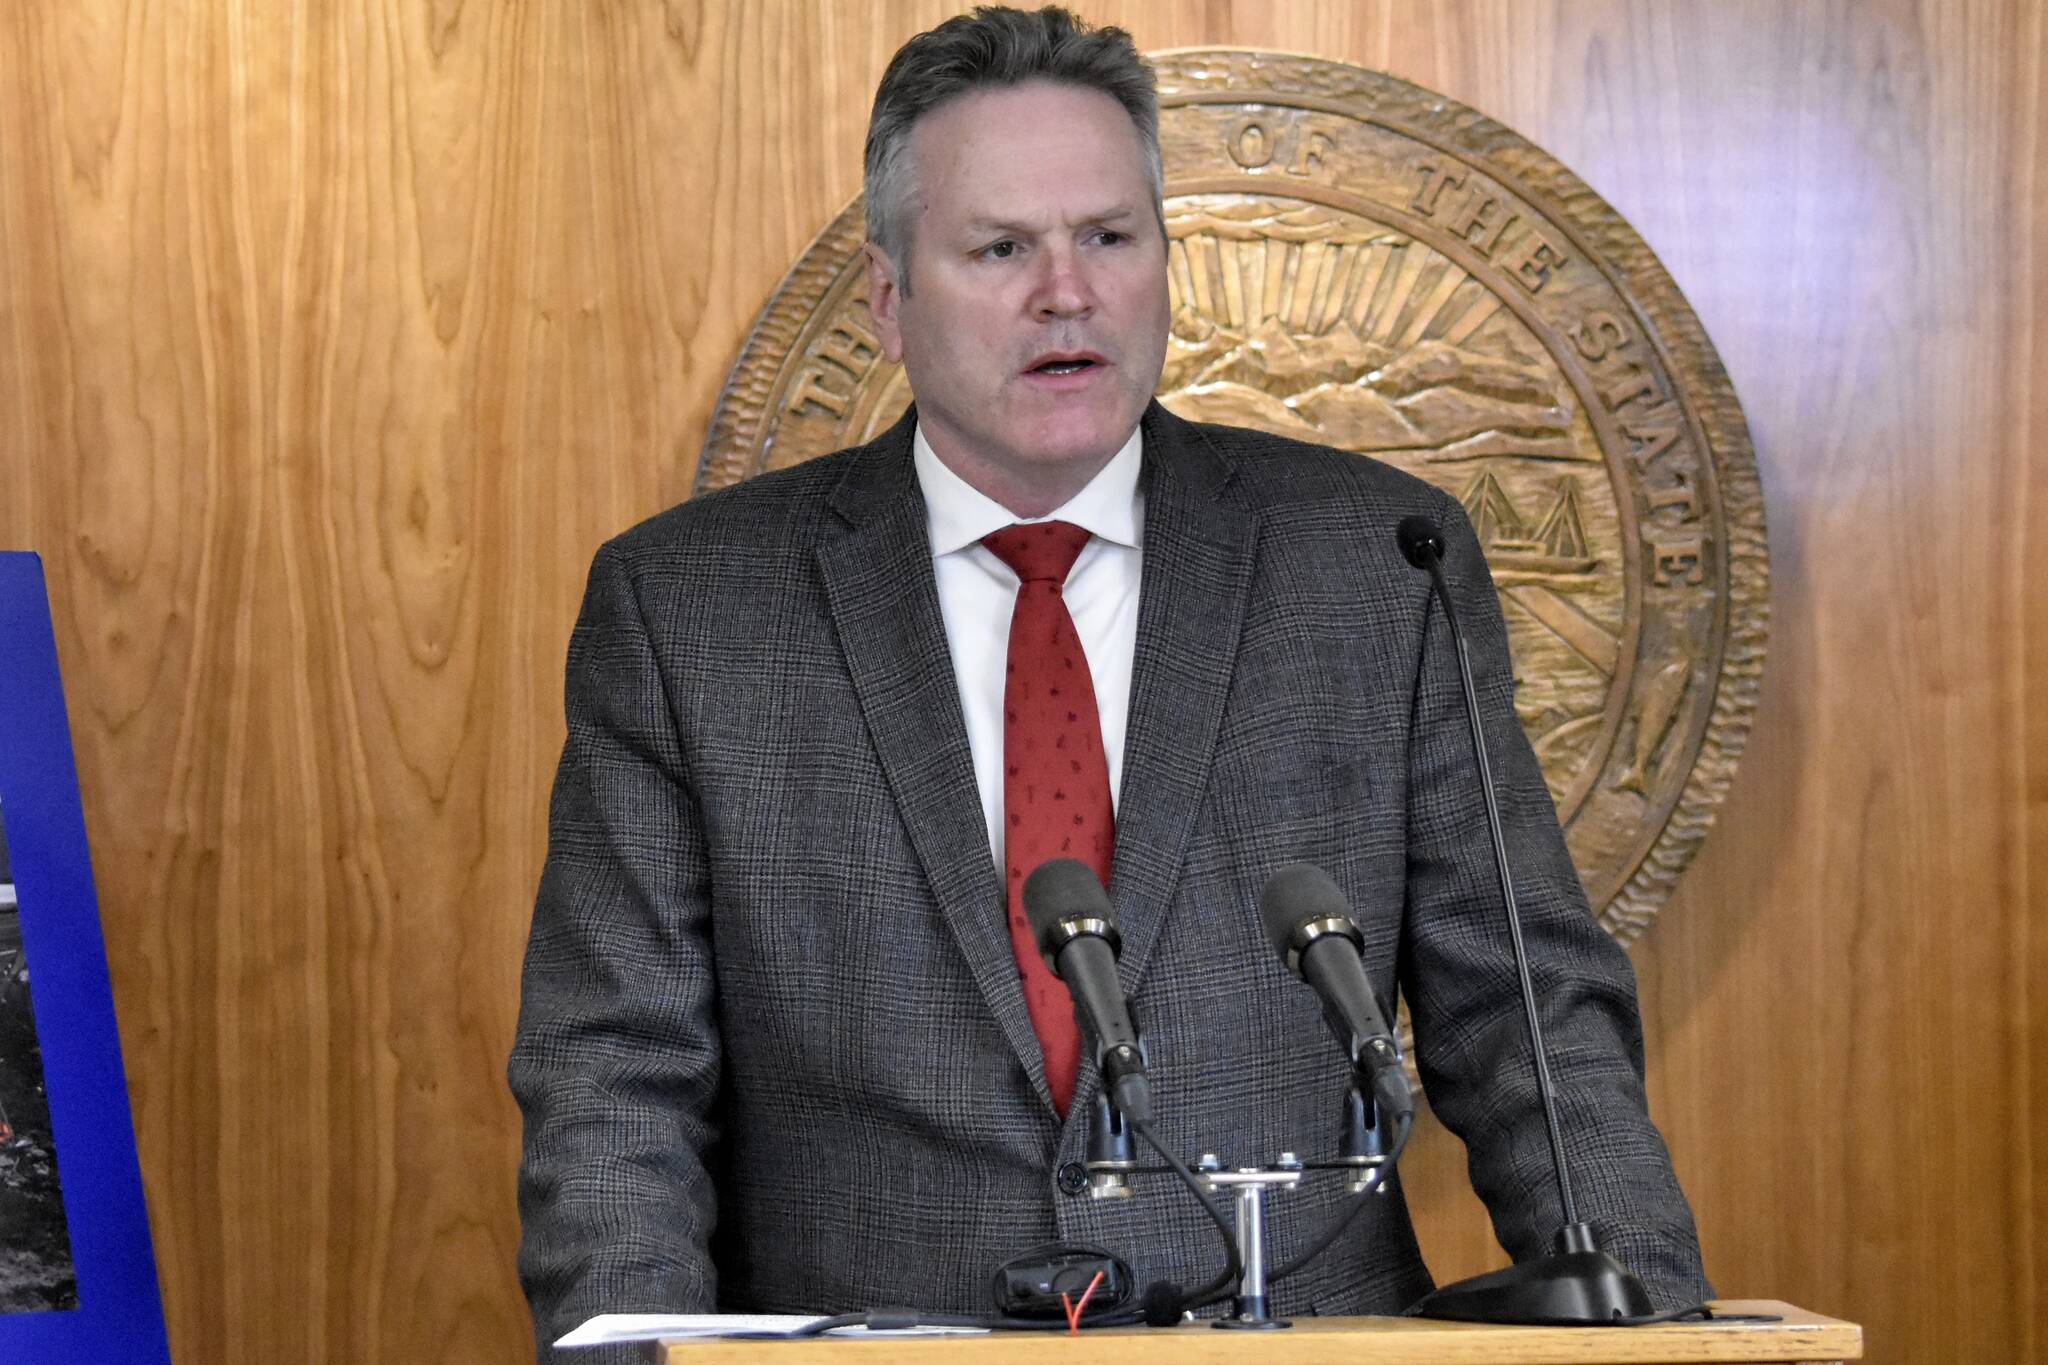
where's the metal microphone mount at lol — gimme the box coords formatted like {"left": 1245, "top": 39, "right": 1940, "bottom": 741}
{"left": 1083, "top": 1083, "right": 1396, "bottom": 1328}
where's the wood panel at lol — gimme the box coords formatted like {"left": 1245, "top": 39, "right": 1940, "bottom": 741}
{"left": 0, "top": 3, "right": 2039, "bottom": 1361}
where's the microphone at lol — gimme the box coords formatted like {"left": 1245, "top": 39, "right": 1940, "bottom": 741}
{"left": 1256, "top": 865, "right": 1414, "bottom": 1126}
{"left": 1396, "top": 514, "right": 1655, "bottom": 1325}
{"left": 1396, "top": 515, "right": 1446, "bottom": 570}
{"left": 1022, "top": 860, "right": 1151, "bottom": 1124}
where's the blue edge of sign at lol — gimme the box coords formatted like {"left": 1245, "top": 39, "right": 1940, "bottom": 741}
{"left": 0, "top": 553, "right": 171, "bottom": 1362}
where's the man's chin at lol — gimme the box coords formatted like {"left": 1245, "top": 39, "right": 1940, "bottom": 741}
{"left": 1009, "top": 438, "right": 1122, "bottom": 481}
{"left": 1022, "top": 410, "right": 1142, "bottom": 467}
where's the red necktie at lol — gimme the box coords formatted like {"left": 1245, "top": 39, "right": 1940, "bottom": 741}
{"left": 982, "top": 521, "right": 1114, "bottom": 1119}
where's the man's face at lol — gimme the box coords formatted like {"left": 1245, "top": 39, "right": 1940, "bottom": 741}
{"left": 867, "top": 81, "right": 1171, "bottom": 513}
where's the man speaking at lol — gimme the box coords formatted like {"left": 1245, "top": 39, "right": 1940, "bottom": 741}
{"left": 510, "top": 5, "right": 1709, "bottom": 1355}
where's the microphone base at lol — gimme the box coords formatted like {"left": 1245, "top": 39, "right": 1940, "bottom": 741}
{"left": 1213, "top": 1297, "right": 1290, "bottom": 1330}
{"left": 1410, "top": 1249, "right": 1655, "bottom": 1325}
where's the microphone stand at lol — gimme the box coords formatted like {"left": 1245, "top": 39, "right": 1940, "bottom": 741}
{"left": 1399, "top": 517, "right": 1656, "bottom": 1325}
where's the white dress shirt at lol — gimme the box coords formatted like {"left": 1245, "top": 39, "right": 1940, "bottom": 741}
{"left": 913, "top": 424, "right": 1145, "bottom": 873}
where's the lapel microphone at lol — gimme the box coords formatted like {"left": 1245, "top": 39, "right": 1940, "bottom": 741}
{"left": 1396, "top": 513, "right": 1655, "bottom": 1324}
{"left": 1022, "top": 860, "right": 1151, "bottom": 1125}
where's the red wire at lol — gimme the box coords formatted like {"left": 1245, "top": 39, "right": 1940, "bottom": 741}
{"left": 1063, "top": 1270, "right": 1107, "bottom": 1333}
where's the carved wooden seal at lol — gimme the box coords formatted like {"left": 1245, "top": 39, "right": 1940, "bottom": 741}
{"left": 699, "top": 53, "right": 1767, "bottom": 943}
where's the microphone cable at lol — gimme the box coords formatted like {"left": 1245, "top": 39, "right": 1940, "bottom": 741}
{"left": 1266, "top": 1108, "right": 1415, "bottom": 1285}
{"left": 788, "top": 1116, "right": 1248, "bottom": 1335}
{"left": 1128, "top": 1115, "right": 1244, "bottom": 1316}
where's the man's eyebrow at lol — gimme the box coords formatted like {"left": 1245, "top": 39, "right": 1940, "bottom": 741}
{"left": 964, "top": 206, "right": 1143, "bottom": 234}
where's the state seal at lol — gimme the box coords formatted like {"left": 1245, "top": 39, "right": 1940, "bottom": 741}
{"left": 698, "top": 53, "right": 1767, "bottom": 943}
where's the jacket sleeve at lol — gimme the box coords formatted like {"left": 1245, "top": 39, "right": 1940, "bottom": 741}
{"left": 1396, "top": 501, "right": 1713, "bottom": 1309}
{"left": 509, "top": 540, "right": 723, "bottom": 1360}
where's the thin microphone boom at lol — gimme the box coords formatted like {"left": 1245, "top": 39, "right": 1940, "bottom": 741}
{"left": 1396, "top": 514, "right": 1654, "bottom": 1325}
{"left": 1398, "top": 515, "right": 1576, "bottom": 1224}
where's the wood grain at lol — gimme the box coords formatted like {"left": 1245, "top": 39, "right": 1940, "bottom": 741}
{"left": 651, "top": 1302, "right": 1860, "bottom": 1365}
{"left": 0, "top": 3, "right": 2038, "bottom": 1361}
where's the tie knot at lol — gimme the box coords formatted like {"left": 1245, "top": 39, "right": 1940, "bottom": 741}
{"left": 982, "top": 521, "right": 1091, "bottom": 584}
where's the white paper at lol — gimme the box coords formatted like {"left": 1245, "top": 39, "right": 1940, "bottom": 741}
{"left": 555, "top": 1313, "right": 988, "bottom": 1348}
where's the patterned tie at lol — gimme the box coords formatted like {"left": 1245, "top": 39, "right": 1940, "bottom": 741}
{"left": 982, "top": 520, "right": 1114, "bottom": 1119}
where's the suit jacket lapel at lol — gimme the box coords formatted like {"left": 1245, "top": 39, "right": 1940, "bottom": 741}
{"left": 815, "top": 411, "right": 1054, "bottom": 1106}
{"left": 1112, "top": 404, "right": 1255, "bottom": 992}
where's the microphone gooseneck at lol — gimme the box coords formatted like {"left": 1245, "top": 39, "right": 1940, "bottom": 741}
{"left": 1397, "top": 515, "right": 1655, "bottom": 1325}
{"left": 1399, "top": 517, "right": 1575, "bottom": 1223}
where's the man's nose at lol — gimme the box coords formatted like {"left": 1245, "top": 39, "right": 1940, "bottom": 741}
{"left": 1029, "top": 250, "right": 1097, "bottom": 320}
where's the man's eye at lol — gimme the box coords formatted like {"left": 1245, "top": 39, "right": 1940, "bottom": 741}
{"left": 984, "top": 241, "right": 1019, "bottom": 260}
{"left": 1093, "top": 230, "right": 1127, "bottom": 246}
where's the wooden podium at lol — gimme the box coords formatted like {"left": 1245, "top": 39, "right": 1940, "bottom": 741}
{"left": 651, "top": 1302, "right": 1860, "bottom": 1363}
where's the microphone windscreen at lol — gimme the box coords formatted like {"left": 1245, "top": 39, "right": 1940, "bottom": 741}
{"left": 1140, "top": 1281, "right": 1186, "bottom": 1326}
{"left": 1257, "top": 863, "right": 1351, "bottom": 959}
{"left": 1022, "top": 858, "right": 1114, "bottom": 956}
{"left": 1396, "top": 515, "right": 1446, "bottom": 569}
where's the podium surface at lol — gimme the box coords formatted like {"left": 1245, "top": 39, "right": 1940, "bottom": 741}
{"left": 652, "top": 1302, "right": 1860, "bottom": 1363}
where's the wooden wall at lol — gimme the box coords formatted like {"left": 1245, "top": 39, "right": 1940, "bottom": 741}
{"left": 0, "top": 2, "right": 2040, "bottom": 1360}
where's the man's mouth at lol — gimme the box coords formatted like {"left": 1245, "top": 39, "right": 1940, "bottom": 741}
{"left": 1026, "top": 351, "right": 1107, "bottom": 376}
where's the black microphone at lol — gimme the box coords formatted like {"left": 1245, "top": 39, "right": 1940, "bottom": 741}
{"left": 1022, "top": 860, "right": 1151, "bottom": 1124}
{"left": 1256, "top": 865, "right": 1414, "bottom": 1126}
{"left": 1396, "top": 514, "right": 1655, "bottom": 1325}
{"left": 1396, "top": 514, "right": 1446, "bottom": 570}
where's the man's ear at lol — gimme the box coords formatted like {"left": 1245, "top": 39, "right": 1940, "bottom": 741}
{"left": 864, "top": 243, "right": 906, "bottom": 363}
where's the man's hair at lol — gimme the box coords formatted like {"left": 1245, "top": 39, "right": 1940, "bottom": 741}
{"left": 863, "top": 6, "right": 1163, "bottom": 287}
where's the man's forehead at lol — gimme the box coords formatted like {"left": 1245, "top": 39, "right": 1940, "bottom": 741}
{"left": 911, "top": 90, "right": 1149, "bottom": 205}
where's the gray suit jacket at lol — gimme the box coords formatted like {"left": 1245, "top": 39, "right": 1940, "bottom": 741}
{"left": 510, "top": 403, "right": 1709, "bottom": 1354}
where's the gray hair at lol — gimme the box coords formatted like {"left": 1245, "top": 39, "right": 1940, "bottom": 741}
{"left": 863, "top": 6, "right": 1164, "bottom": 289}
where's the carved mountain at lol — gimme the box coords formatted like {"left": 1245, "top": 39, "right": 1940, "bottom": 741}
{"left": 1160, "top": 320, "right": 1580, "bottom": 459}
{"left": 1161, "top": 381, "right": 1321, "bottom": 436}
{"left": 1190, "top": 318, "right": 1392, "bottom": 397}
{"left": 1160, "top": 308, "right": 1243, "bottom": 393}
{"left": 1290, "top": 383, "right": 1425, "bottom": 447}
{"left": 1369, "top": 338, "right": 1569, "bottom": 408}
{"left": 1422, "top": 430, "right": 1588, "bottom": 463}
{"left": 1393, "top": 387, "right": 1572, "bottom": 446}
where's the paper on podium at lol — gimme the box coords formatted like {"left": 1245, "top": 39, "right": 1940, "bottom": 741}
{"left": 555, "top": 1313, "right": 989, "bottom": 1348}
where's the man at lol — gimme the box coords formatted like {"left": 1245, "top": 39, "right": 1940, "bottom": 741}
{"left": 511, "top": 6, "right": 1709, "bottom": 1356}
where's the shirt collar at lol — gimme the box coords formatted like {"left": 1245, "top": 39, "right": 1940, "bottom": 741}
{"left": 914, "top": 421, "right": 1144, "bottom": 558}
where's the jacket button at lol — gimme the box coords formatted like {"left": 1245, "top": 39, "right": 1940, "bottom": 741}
{"left": 1057, "top": 1162, "right": 1088, "bottom": 1196}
